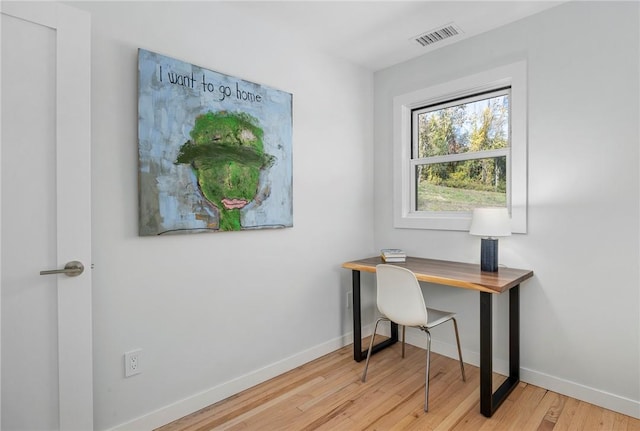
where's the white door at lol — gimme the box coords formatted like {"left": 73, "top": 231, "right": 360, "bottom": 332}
{"left": 1, "top": 2, "right": 92, "bottom": 430}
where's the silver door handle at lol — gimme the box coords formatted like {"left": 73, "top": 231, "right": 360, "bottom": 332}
{"left": 40, "top": 261, "right": 84, "bottom": 277}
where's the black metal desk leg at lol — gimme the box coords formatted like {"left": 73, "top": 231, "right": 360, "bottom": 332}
{"left": 479, "top": 286, "right": 521, "bottom": 417}
{"left": 352, "top": 270, "right": 363, "bottom": 361}
{"left": 479, "top": 292, "right": 493, "bottom": 416}
{"left": 509, "top": 285, "right": 520, "bottom": 380}
{"left": 351, "top": 269, "right": 398, "bottom": 362}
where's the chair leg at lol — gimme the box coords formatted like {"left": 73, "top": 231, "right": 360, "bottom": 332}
{"left": 424, "top": 329, "right": 431, "bottom": 412}
{"left": 452, "top": 317, "right": 466, "bottom": 382}
{"left": 361, "top": 317, "right": 386, "bottom": 382}
{"left": 402, "top": 325, "right": 406, "bottom": 358}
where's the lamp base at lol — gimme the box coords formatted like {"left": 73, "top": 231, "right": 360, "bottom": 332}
{"left": 480, "top": 238, "right": 499, "bottom": 272}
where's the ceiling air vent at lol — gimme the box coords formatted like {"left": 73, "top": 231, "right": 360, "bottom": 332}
{"left": 413, "top": 23, "right": 462, "bottom": 47}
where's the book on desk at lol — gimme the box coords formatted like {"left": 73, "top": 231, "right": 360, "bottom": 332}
{"left": 380, "top": 248, "right": 406, "bottom": 263}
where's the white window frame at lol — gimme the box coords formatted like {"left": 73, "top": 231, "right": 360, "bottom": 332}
{"left": 393, "top": 61, "right": 527, "bottom": 233}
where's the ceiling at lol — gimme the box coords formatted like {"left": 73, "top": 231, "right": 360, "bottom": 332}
{"left": 228, "top": 1, "right": 566, "bottom": 71}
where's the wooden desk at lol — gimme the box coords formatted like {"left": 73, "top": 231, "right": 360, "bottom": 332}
{"left": 342, "top": 256, "right": 533, "bottom": 418}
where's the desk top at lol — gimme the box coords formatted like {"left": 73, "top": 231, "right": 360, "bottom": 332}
{"left": 342, "top": 256, "right": 533, "bottom": 294}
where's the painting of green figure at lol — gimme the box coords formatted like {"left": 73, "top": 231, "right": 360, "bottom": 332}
{"left": 175, "top": 111, "right": 274, "bottom": 231}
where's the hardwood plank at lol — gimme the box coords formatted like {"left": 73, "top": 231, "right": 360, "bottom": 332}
{"left": 514, "top": 386, "right": 558, "bottom": 430}
{"left": 432, "top": 386, "right": 480, "bottom": 431}
{"left": 628, "top": 414, "right": 640, "bottom": 431}
{"left": 156, "top": 344, "right": 640, "bottom": 431}
{"left": 209, "top": 376, "right": 325, "bottom": 430}
{"left": 550, "top": 397, "right": 581, "bottom": 431}
{"left": 542, "top": 391, "right": 567, "bottom": 426}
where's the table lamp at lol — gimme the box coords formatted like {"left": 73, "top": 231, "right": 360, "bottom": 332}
{"left": 469, "top": 207, "right": 511, "bottom": 272}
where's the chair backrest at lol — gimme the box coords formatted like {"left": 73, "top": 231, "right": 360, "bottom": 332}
{"left": 375, "top": 264, "right": 429, "bottom": 327}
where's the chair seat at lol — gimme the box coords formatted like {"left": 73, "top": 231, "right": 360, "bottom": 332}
{"left": 425, "top": 307, "right": 457, "bottom": 329}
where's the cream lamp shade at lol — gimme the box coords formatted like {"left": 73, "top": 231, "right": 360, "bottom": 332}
{"left": 469, "top": 207, "right": 511, "bottom": 272}
{"left": 469, "top": 208, "right": 512, "bottom": 238}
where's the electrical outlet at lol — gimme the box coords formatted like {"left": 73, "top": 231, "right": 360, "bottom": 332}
{"left": 124, "top": 349, "right": 142, "bottom": 377}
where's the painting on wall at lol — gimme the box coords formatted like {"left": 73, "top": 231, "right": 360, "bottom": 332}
{"left": 138, "top": 49, "right": 293, "bottom": 235}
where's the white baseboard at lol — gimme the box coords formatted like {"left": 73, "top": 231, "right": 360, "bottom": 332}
{"left": 399, "top": 327, "right": 640, "bottom": 419}
{"left": 106, "top": 334, "right": 353, "bottom": 431}
{"left": 108, "top": 329, "right": 639, "bottom": 430}
{"left": 520, "top": 367, "right": 640, "bottom": 419}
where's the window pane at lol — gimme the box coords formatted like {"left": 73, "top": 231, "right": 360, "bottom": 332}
{"left": 416, "top": 94, "right": 509, "bottom": 158}
{"left": 416, "top": 157, "right": 507, "bottom": 212}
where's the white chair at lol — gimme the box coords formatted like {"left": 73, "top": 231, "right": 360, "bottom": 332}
{"left": 361, "top": 264, "right": 466, "bottom": 412}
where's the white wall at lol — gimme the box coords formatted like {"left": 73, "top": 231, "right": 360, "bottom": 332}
{"left": 68, "top": 2, "right": 374, "bottom": 429}
{"left": 373, "top": 0, "right": 639, "bottom": 418}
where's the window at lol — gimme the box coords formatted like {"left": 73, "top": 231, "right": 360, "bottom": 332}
{"left": 413, "top": 89, "right": 510, "bottom": 212}
{"left": 393, "top": 62, "right": 527, "bottom": 233}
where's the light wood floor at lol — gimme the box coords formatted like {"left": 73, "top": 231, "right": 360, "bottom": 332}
{"left": 156, "top": 341, "right": 640, "bottom": 431}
